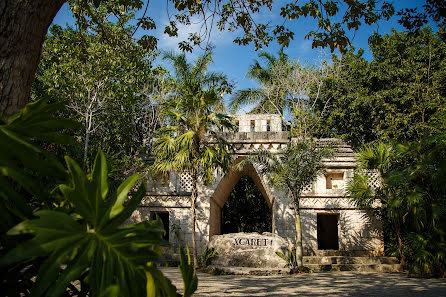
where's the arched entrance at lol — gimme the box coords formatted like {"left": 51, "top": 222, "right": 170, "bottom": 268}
{"left": 221, "top": 176, "right": 272, "bottom": 234}
{"left": 209, "top": 157, "right": 275, "bottom": 238}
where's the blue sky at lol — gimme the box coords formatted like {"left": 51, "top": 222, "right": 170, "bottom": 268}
{"left": 53, "top": 0, "right": 428, "bottom": 112}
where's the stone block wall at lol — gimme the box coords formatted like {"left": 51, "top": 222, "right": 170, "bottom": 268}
{"left": 300, "top": 209, "right": 384, "bottom": 256}
{"left": 237, "top": 114, "right": 282, "bottom": 132}
{"left": 129, "top": 137, "right": 385, "bottom": 259}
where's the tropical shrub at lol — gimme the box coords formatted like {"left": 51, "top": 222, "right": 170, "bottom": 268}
{"left": 199, "top": 247, "right": 217, "bottom": 267}
{"left": 348, "top": 137, "right": 446, "bottom": 277}
{"left": 0, "top": 100, "right": 197, "bottom": 296}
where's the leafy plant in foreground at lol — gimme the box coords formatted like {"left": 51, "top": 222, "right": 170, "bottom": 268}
{"left": 0, "top": 100, "right": 198, "bottom": 296}
{"left": 1, "top": 150, "right": 178, "bottom": 296}
{"left": 0, "top": 99, "right": 80, "bottom": 296}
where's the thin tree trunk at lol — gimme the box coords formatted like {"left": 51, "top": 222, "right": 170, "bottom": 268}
{"left": 294, "top": 204, "right": 304, "bottom": 267}
{"left": 191, "top": 169, "right": 198, "bottom": 268}
{"left": 83, "top": 110, "right": 93, "bottom": 169}
{"left": 83, "top": 129, "right": 90, "bottom": 169}
{"left": 394, "top": 217, "right": 406, "bottom": 266}
{"left": 0, "top": 0, "right": 65, "bottom": 116}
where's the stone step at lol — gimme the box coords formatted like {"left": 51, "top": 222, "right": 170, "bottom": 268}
{"left": 303, "top": 256, "right": 400, "bottom": 265}
{"left": 207, "top": 263, "right": 403, "bottom": 274}
{"left": 305, "top": 263, "right": 403, "bottom": 273}
{"left": 207, "top": 265, "right": 291, "bottom": 275}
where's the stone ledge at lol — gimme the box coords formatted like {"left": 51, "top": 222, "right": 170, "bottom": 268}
{"left": 207, "top": 265, "right": 291, "bottom": 275}
{"left": 303, "top": 256, "right": 399, "bottom": 265}
{"left": 305, "top": 263, "right": 403, "bottom": 273}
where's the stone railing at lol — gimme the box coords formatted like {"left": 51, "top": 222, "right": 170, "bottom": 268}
{"left": 221, "top": 131, "right": 289, "bottom": 154}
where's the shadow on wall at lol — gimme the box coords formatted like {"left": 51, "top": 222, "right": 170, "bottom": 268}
{"left": 170, "top": 211, "right": 191, "bottom": 253}
{"left": 300, "top": 211, "right": 317, "bottom": 256}
{"left": 337, "top": 209, "right": 383, "bottom": 256}
{"left": 298, "top": 198, "right": 384, "bottom": 256}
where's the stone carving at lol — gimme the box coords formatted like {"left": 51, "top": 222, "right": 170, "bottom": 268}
{"left": 299, "top": 197, "right": 355, "bottom": 209}
{"left": 207, "top": 232, "right": 291, "bottom": 268}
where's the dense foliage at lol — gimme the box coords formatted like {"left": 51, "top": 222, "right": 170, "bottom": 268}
{"left": 316, "top": 27, "right": 446, "bottom": 276}
{"left": 222, "top": 176, "right": 272, "bottom": 234}
{"left": 314, "top": 27, "right": 446, "bottom": 147}
{"left": 33, "top": 20, "right": 162, "bottom": 173}
{"left": 0, "top": 101, "right": 198, "bottom": 296}
{"left": 348, "top": 135, "right": 446, "bottom": 276}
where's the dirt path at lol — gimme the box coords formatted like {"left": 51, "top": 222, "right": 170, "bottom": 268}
{"left": 162, "top": 268, "right": 446, "bottom": 297}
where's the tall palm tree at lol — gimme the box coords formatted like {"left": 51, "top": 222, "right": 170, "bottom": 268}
{"left": 152, "top": 51, "right": 234, "bottom": 267}
{"left": 230, "top": 49, "right": 293, "bottom": 114}
{"left": 246, "top": 140, "right": 332, "bottom": 267}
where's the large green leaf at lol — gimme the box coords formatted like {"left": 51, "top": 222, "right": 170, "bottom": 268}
{"left": 0, "top": 151, "right": 185, "bottom": 297}
{"left": 0, "top": 99, "right": 79, "bottom": 223}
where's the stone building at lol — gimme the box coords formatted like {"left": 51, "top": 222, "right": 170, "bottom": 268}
{"left": 130, "top": 114, "right": 384, "bottom": 258}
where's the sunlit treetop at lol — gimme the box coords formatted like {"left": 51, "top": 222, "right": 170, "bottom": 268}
{"left": 69, "top": 0, "right": 442, "bottom": 54}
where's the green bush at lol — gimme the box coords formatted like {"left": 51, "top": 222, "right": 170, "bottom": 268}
{"left": 199, "top": 247, "right": 217, "bottom": 267}
{"left": 0, "top": 100, "right": 197, "bottom": 296}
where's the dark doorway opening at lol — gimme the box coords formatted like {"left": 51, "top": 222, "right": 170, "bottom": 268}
{"left": 221, "top": 176, "right": 272, "bottom": 234}
{"left": 151, "top": 211, "right": 169, "bottom": 241}
{"left": 317, "top": 213, "right": 339, "bottom": 250}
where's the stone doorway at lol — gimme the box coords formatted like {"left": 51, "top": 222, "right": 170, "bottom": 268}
{"left": 150, "top": 211, "right": 169, "bottom": 241}
{"left": 209, "top": 157, "right": 275, "bottom": 238}
{"left": 317, "top": 213, "right": 339, "bottom": 250}
{"left": 221, "top": 176, "right": 272, "bottom": 234}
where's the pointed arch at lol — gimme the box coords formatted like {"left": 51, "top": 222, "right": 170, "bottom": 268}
{"left": 209, "top": 156, "right": 275, "bottom": 237}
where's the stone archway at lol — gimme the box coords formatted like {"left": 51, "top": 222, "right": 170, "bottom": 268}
{"left": 209, "top": 157, "right": 275, "bottom": 238}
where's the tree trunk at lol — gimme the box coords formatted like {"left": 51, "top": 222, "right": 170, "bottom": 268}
{"left": 294, "top": 206, "right": 304, "bottom": 267}
{"left": 83, "top": 129, "right": 90, "bottom": 169}
{"left": 0, "top": 0, "right": 65, "bottom": 116}
{"left": 394, "top": 217, "right": 406, "bottom": 267}
{"left": 190, "top": 169, "right": 198, "bottom": 268}
{"left": 83, "top": 110, "right": 93, "bottom": 169}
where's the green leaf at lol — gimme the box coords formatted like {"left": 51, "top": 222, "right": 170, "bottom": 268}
{"left": 179, "top": 246, "right": 198, "bottom": 297}
{"left": 98, "top": 285, "right": 120, "bottom": 297}
{"left": 103, "top": 182, "right": 146, "bottom": 231}
{"left": 46, "top": 240, "right": 94, "bottom": 297}
{"left": 31, "top": 247, "right": 79, "bottom": 297}
{"left": 109, "top": 173, "right": 141, "bottom": 220}
{"left": 92, "top": 150, "right": 109, "bottom": 201}
{"left": 145, "top": 266, "right": 177, "bottom": 297}
{"left": 62, "top": 156, "right": 95, "bottom": 222}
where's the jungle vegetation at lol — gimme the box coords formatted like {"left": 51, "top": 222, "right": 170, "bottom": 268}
{"left": 0, "top": 1, "right": 445, "bottom": 296}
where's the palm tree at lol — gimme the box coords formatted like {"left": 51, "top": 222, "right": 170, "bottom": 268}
{"left": 152, "top": 51, "right": 234, "bottom": 267}
{"left": 247, "top": 140, "right": 332, "bottom": 267}
{"left": 347, "top": 142, "right": 407, "bottom": 265}
{"left": 229, "top": 49, "right": 293, "bottom": 114}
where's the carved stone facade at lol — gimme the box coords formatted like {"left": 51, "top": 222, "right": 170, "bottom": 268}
{"left": 129, "top": 114, "right": 384, "bottom": 257}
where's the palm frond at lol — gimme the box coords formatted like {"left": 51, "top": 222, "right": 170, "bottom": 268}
{"left": 246, "top": 61, "right": 271, "bottom": 84}
{"left": 357, "top": 141, "right": 393, "bottom": 174}
{"left": 162, "top": 51, "right": 190, "bottom": 82}
{"left": 202, "top": 72, "right": 228, "bottom": 89}
{"left": 192, "top": 52, "right": 213, "bottom": 79}
{"left": 229, "top": 89, "right": 266, "bottom": 112}
{"left": 176, "top": 130, "right": 196, "bottom": 151}
{"left": 258, "top": 51, "right": 278, "bottom": 68}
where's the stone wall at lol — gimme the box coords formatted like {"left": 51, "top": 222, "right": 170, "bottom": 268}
{"left": 237, "top": 114, "right": 282, "bottom": 132}
{"left": 130, "top": 134, "right": 384, "bottom": 259}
